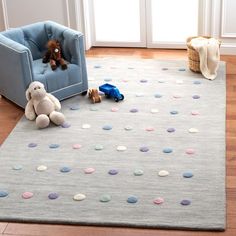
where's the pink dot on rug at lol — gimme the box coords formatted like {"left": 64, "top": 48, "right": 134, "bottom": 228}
{"left": 73, "top": 144, "right": 82, "bottom": 149}
{"left": 22, "top": 192, "right": 34, "bottom": 199}
{"left": 153, "top": 197, "right": 164, "bottom": 205}
{"left": 84, "top": 167, "right": 95, "bottom": 174}
{"left": 191, "top": 111, "right": 200, "bottom": 115}
{"left": 111, "top": 107, "right": 119, "bottom": 112}
{"left": 146, "top": 127, "right": 154, "bottom": 131}
{"left": 186, "top": 149, "right": 195, "bottom": 154}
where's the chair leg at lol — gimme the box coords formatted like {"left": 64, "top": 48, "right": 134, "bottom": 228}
{"left": 81, "top": 91, "right": 87, "bottom": 96}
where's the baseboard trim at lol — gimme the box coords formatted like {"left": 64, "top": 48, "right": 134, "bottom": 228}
{"left": 220, "top": 43, "right": 236, "bottom": 55}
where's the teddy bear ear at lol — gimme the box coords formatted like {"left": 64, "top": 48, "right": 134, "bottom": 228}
{"left": 25, "top": 88, "right": 31, "bottom": 101}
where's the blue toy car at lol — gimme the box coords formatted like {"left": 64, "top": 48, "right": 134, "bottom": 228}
{"left": 99, "top": 83, "right": 124, "bottom": 102}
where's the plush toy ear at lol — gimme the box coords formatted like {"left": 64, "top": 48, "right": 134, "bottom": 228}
{"left": 25, "top": 88, "right": 31, "bottom": 101}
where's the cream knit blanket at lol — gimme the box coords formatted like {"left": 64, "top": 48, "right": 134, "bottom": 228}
{"left": 190, "top": 37, "right": 220, "bottom": 80}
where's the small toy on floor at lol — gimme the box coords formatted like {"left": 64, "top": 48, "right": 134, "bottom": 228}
{"left": 99, "top": 83, "right": 124, "bottom": 102}
{"left": 25, "top": 81, "right": 65, "bottom": 129}
{"left": 88, "top": 88, "right": 101, "bottom": 103}
{"left": 42, "top": 39, "right": 67, "bottom": 71}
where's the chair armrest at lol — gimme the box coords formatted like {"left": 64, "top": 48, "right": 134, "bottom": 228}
{"left": 0, "top": 35, "right": 34, "bottom": 106}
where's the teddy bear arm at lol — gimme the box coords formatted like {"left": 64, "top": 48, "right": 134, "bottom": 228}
{"left": 42, "top": 50, "right": 51, "bottom": 63}
{"left": 25, "top": 100, "right": 36, "bottom": 120}
{"left": 47, "top": 93, "right": 61, "bottom": 111}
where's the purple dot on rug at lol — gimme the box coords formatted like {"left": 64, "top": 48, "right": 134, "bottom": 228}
{"left": 108, "top": 169, "right": 118, "bottom": 175}
{"left": 162, "top": 68, "right": 168, "bottom": 71}
{"left": 0, "top": 190, "right": 8, "bottom": 197}
{"left": 60, "top": 167, "right": 71, "bottom": 173}
{"left": 94, "top": 65, "right": 101, "bottom": 68}
{"left": 167, "top": 128, "right": 175, "bottom": 133}
{"left": 181, "top": 199, "right": 191, "bottom": 205}
{"left": 140, "top": 146, "right": 149, "bottom": 152}
{"left": 140, "top": 79, "right": 148, "bottom": 83}
{"left": 49, "top": 144, "right": 60, "bottom": 149}
{"left": 178, "top": 68, "right": 186, "bottom": 71}
{"left": 28, "top": 143, "right": 37, "bottom": 148}
{"left": 192, "top": 95, "right": 200, "bottom": 99}
{"left": 48, "top": 192, "right": 59, "bottom": 200}
{"left": 127, "top": 196, "right": 138, "bottom": 203}
{"left": 70, "top": 105, "right": 80, "bottom": 110}
{"left": 130, "top": 108, "right": 139, "bottom": 113}
{"left": 61, "top": 122, "right": 71, "bottom": 128}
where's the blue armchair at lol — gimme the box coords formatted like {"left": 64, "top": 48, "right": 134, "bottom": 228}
{"left": 0, "top": 21, "right": 88, "bottom": 108}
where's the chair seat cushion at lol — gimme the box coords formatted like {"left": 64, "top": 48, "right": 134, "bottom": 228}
{"left": 32, "top": 59, "right": 82, "bottom": 92}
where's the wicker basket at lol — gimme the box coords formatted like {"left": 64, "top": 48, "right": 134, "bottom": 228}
{"left": 186, "top": 36, "right": 212, "bottom": 73}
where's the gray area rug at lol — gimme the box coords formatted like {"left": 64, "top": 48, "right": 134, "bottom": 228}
{"left": 0, "top": 58, "right": 226, "bottom": 230}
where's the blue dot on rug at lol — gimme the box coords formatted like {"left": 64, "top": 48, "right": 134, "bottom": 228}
{"left": 12, "top": 165, "right": 23, "bottom": 170}
{"left": 154, "top": 93, "right": 162, "bottom": 98}
{"left": 70, "top": 105, "right": 80, "bottom": 110}
{"left": 49, "top": 144, "right": 60, "bottom": 149}
{"left": 170, "top": 110, "right": 178, "bottom": 115}
{"left": 127, "top": 196, "right": 138, "bottom": 203}
{"left": 163, "top": 147, "right": 173, "bottom": 153}
{"left": 60, "top": 167, "right": 72, "bottom": 173}
{"left": 193, "top": 80, "right": 201, "bottom": 85}
{"left": 183, "top": 172, "right": 193, "bottom": 178}
{"left": 102, "top": 125, "right": 112, "bottom": 130}
{"left": 0, "top": 190, "right": 8, "bottom": 197}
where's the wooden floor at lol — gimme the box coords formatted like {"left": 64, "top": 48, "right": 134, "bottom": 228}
{"left": 0, "top": 48, "right": 235, "bottom": 236}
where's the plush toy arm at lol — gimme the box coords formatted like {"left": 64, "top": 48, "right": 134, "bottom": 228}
{"left": 42, "top": 50, "right": 51, "bottom": 63}
{"left": 25, "top": 100, "right": 36, "bottom": 120}
{"left": 47, "top": 93, "right": 61, "bottom": 111}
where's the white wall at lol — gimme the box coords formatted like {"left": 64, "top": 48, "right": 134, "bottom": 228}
{"left": 0, "top": 0, "right": 235, "bottom": 54}
{"left": 0, "top": 0, "right": 84, "bottom": 31}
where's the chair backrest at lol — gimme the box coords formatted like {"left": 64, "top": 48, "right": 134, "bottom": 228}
{"left": 2, "top": 22, "right": 49, "bottom": 60}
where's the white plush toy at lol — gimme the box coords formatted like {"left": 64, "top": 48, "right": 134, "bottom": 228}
{"left": 25, "top": 81, "right": 65, "bottom": 128}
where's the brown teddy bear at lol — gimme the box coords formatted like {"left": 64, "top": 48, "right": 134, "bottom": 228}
{"left": 88, "top": 88, "right": 102, "bottom": 103}
{"left": 42, "top": 39, "right": 67, "bottom": 71}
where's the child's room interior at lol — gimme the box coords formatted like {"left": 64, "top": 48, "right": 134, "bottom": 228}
{"left": 0, "top": 0, "right": 235, "bottom": 236}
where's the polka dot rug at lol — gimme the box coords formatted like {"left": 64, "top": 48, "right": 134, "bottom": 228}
{"left": 0, "top": 58, "right": 226, "bottom": 230}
